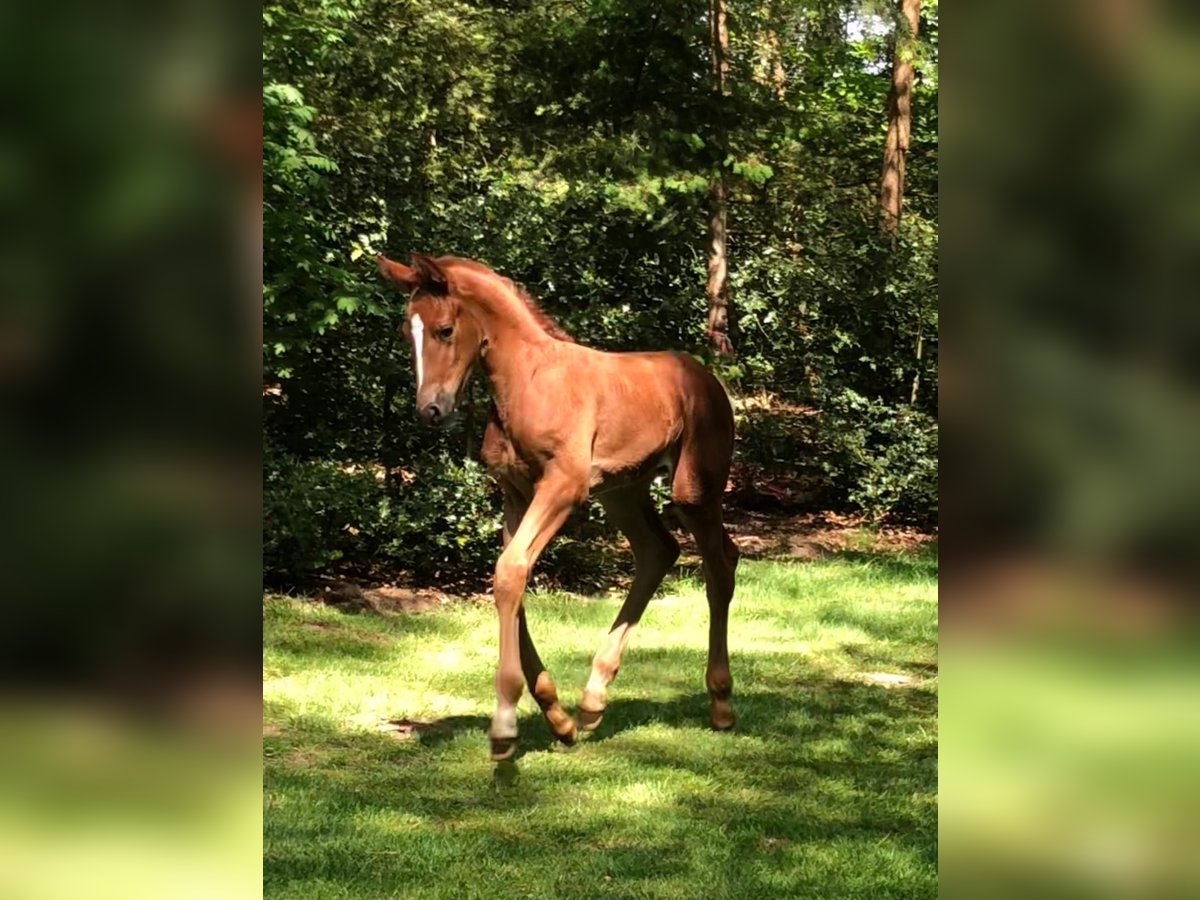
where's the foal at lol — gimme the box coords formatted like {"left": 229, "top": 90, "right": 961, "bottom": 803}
{"left": 378, "top": 253, "right": 739, "bottom": 760}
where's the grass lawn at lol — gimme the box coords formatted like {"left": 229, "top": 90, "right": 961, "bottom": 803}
{"left": 264, "top": 547, "right": 938, "bottom": 899}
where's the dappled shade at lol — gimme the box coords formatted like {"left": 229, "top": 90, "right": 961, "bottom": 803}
{"left": 264, "top": 550, "right": 938, "bottom": 898}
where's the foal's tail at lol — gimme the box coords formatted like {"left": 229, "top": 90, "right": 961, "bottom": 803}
{"left": 671, "top": 354, "right": 735, "bottom": 509}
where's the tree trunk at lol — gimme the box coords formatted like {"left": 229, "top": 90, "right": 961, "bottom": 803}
{"left": 880, "top": 0, "right": 920, "bottom": 236}
{"left": 705, "top": 179, "right": 734, "bottom": 355}
{"left": 706, "top": 0, "right": 734, "bottom": 356}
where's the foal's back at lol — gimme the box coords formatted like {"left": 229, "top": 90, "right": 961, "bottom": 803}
{"left": 568, "top": 344, "right": 734, "bottom": 497}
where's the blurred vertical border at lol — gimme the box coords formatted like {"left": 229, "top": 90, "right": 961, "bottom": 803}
{"left": 942, "top": 0, "right": 1200, "bottom": 896}
{"left": 0, "top": 0, "right": 261, "bottom": 896}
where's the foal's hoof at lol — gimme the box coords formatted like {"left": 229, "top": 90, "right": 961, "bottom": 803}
{"left": 710, "top": 700, "right": 736, "bottom": 732}
{"left": 545, "top": 705, "right": 578, "bottom": 746}
{"left": 576, "top": 706, "right": 605, "bottom": 733}
{"left": 489, "top": 736, "right": 519, "bottom": 762}
{"left": 488, "top": 707, "right": 518, "bottom": 760}
{"left": 552, "top": 720, "right": 578, "bottom": 746}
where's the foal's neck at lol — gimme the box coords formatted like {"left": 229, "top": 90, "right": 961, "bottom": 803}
{"left": 456, "top": 266, "right": 561, "bottom": 431}
{"left": 478, "top": 318, "right": 554, "bottom": 431}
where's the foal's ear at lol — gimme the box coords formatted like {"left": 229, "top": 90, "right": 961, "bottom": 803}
{"left": 377, "top": 254, "right": 418, "bottom": 291}
{"left": 410, "top": 253, "right": 449, "bottom": 296}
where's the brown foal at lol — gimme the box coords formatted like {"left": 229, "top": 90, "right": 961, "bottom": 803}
{"left": 378, "top": 252, "right": 739, "bottom": 760}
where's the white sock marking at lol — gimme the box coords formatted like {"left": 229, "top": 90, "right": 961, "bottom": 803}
{"left": 410, "top": 313, "right": 425, "bottom": 391}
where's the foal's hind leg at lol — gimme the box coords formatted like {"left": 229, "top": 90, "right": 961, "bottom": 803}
{"left": 672, "top": 436, "right": 739, "bottom": 731}
{"left": 518, "top": 608, "right": 575, "bottom": 745}
{"left": 675, "top": 502, "right": 739, "bottom": 730}
{"left": 577, "top": 486, "right": 680, "bottom": 732}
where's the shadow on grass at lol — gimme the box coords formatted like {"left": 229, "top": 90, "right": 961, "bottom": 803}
{"left": 399, "top": 675, "right": 936, "bottom": 762}
{"left": 266, "top": 645, "right": 937, "bottom": 897}
{"left": 263, "top": 601, "right": 483, "bottom": 666}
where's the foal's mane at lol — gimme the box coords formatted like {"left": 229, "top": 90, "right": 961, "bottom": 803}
{"left": 442, "top": 257, "right": 574, "bottom": 343}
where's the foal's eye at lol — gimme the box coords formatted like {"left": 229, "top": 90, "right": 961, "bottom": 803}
{"left": 435, "top": 326, "right": 454, "bottom": 343}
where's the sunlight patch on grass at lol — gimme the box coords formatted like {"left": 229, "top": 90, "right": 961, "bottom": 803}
{"left": 264, "top": 552, "right": 937, "bottom": 899}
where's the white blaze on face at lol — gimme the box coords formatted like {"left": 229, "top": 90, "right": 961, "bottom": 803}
{"left": 410, "top": 313, "right": 425, "bottom": 390}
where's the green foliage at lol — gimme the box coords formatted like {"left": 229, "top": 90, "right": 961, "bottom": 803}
{"left": 263, "top": 453, "right": 372, "bottom": 578}
{"left": 816, "top": 390, "right": 939, "bottom": 523}
{"left": 264, "top": 450, "right": 501, "bottom": 586}
{"left": 262, "top": 0, "right": 939, "bottom": 585}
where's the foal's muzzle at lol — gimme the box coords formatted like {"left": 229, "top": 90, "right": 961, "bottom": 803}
{"left": 418, "top": 390, "right": 457, "bottom": 426}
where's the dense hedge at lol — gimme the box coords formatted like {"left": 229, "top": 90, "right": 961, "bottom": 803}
{"left": 263, "top": 0, "right": 938, "bottom": 587}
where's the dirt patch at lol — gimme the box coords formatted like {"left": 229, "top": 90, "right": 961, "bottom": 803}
{"left": 730, "top": 533, "right": 774, "bottom": 556}
{"left": 303, "top": 621, "right": 338, "bottom": 632}
{"left": 363, "top": 586, "right": 454, "bottom": 614}
{"left": 854, "top": 672, "right": 917, "bottom": 687}
{"left": 312, "top": 580, "right": 458, "bottom": 614}
{"left": 663, "top": 508, "right": 934, "bottom": 568}
{"left": 376, "top": 719, "right": 445, "bottom": 740}
{"left": 263, "top": 723, "right": 283, "bottom": 737}
{"left": 302, "top": 509, "right": 935, "bottom": 600}
{"left": 718, "top": 509, "right": 936, "bottom": 562}
{"left": 316, "top": 581, "right": 367, "bottom": 609}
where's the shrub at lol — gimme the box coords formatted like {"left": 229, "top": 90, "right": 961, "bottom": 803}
{"left": 263, "top": 450, "right": 501, "bottom": 587}
{"left": 815, "top": 390, "right": 938, "bottom": 524}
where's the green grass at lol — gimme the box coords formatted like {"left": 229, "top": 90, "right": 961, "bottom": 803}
{"left": 264, "top": 549, "right": 938, "bottom": 899}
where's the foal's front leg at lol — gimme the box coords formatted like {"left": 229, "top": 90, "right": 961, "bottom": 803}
{"left": 502, "top": 478, "right": 575, "bottom": 746}
{"left": 488, "top": 470, "right": 585, "bottom": 761}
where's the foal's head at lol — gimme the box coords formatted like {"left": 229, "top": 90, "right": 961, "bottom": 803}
{"left": 377, "top": 253, "right": 485, "bottom": 426}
